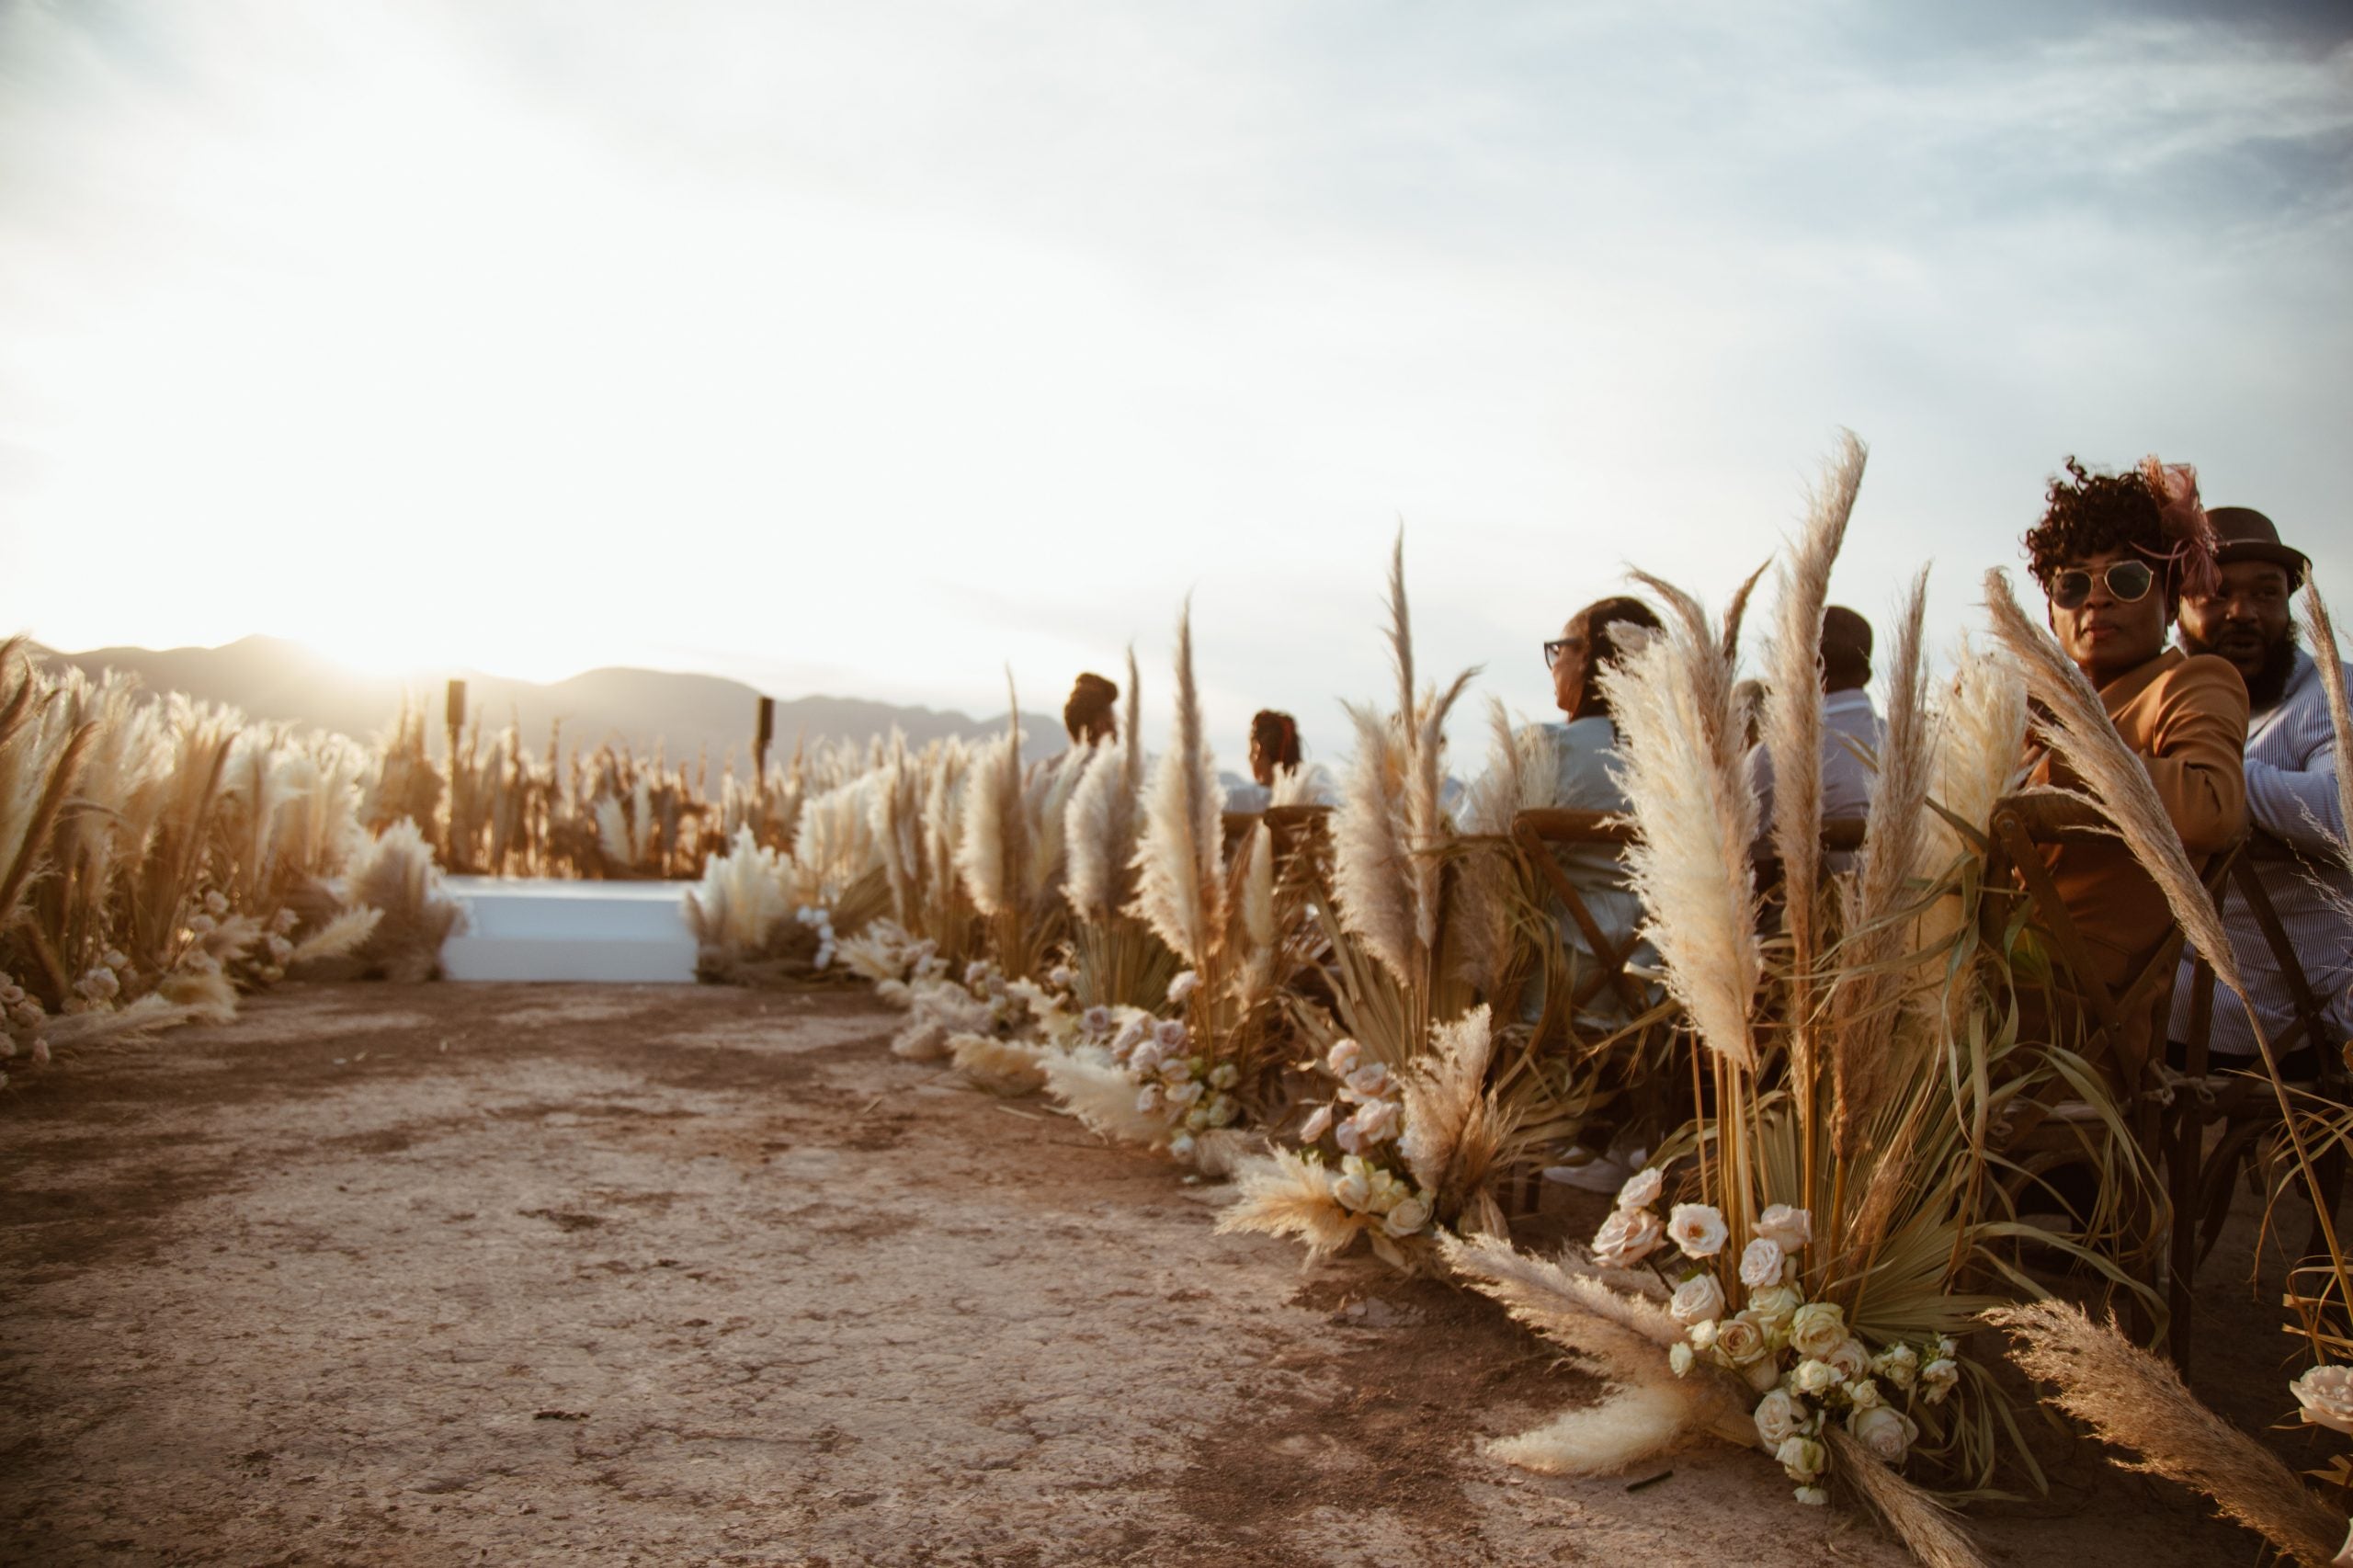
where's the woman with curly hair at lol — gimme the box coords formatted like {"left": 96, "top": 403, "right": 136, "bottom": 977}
{"left": 1063, "top": 673, "right": 1120, "bottom": 748}
{"left": 2021, "top": 457, "right": 2248, "bottom": 1085}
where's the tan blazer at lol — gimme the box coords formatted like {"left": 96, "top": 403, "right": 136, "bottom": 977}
{"left": 2029, "top": 648, "right": 2248, "bottom": 1074}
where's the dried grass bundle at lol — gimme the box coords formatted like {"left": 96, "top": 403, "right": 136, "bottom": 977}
{"left": 1824, "top": 1426, "right": 1993, "bottom": 1568}
{"left": 1214, "top": 1146, "right": 1362, "bottom": 1261}
{"left": 344, "top": 820, "right": 463, "bottom": 983}
{"left": 1039, "top": 1050, "right": 1168, "bottom": 1144}
{"left": 1988, "top": 1301, "right": 2347, "bottom": 1567}
{"left": 1131, "top": 602, "right": 1225, "bottom": 968}
{"left": 1396, "top": 1004, "right": 1506, "bottom": 1235}
{"left": 1594, "top": 585, "right": 1761, "bottom": 1069}
{"left": 947, "top": 1030, "right": 1046, "bottom": 1095}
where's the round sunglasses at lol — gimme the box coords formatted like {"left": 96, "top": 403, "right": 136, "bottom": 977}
{"left": 2049, "top": 560, "right": 2155, "bottom": 610}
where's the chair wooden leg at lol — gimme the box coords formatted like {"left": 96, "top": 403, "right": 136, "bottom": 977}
{"left": 2165, "top": 1102, "right": 2201, "bottom": 1371}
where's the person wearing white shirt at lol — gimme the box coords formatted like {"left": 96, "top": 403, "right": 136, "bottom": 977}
{"left": 2166, "top": 506, "right": 2352, "bottom": 1069}
{"left": 1747, "top": 606, "right": 1884, "bottom": 870}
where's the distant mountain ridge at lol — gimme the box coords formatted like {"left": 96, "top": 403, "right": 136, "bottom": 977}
{"left": 30, "top": 636, "right": 1069, "bottom": 767}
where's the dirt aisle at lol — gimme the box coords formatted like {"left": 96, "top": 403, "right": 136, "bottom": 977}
{"left": 0, "top": 983, "right": 2254, "bottom": 1565}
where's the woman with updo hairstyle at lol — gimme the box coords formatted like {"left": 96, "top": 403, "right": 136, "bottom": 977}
{"left": 1063, "top": 673, "right": 1119, "bottom": 747}
{"left": 1248, "top": 710, "right": 1302, "bottom": 788}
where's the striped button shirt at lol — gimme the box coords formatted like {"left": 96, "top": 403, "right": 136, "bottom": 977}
{"left": 2169, "top": 646, "right": 2353, "bottom": 1056}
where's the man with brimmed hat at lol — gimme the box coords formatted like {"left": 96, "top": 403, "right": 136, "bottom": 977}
{"left": 2168, "top": 505, "right": 2352, "bottom": 1069}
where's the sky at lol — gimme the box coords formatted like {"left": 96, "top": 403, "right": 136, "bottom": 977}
{"left": 3, "top": 0, "right": 2349, "bottom": 762}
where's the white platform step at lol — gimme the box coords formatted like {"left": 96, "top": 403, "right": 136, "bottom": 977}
{"left": 440, "top": 878, "right": 699, "bottom": 983}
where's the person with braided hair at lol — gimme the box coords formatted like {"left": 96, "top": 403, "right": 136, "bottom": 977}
{"left": 1063, "top": 673, "right": 1119, "bottom": 748}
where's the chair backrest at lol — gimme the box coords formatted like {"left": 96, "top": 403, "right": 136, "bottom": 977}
{"left": 1509, "top": 808, "right": 1650, "bottom": 1019}
{"left": 2177, "top": 829, "right": 2338, "bottom": 1077}
{"left": 1980, "top": 791, "right": 2241, "bottom": 1082}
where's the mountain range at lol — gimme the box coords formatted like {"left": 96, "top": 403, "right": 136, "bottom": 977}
{"left": 29, "top": 636, "right": 1069, "bottom": 767}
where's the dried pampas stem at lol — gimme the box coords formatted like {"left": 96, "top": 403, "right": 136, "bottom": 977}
{"left": 1216, "top": 1148, "right": 1360, "bottom": 1261}
{"left": 1824, "top": 1427, "right": 1993, "bottom": 1568}
{"left": 1988, "top": 1301, "right": 2347, "bottom": 1568}
{"left": 2301, "top": 582, "right": 2352, "bottom": 881}
{"left": 1130, "top": 600, "right": 1225, "bottom": 967}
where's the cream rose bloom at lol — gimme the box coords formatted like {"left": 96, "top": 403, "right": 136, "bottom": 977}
{"left": 1669, "top": 1342, "right": 1696, "bottom": 1378}
{"left": 1793, "top": 1485, "right": 1828, "bottom": 1506}
{"left": 1670, "top": 1272, "right": 1727, "bottom": 1326}
{"left": 1756, "top": 1203, "right": 1813, "bottom": 1251}
{"left": 1846, "top": 1377, "right": 1881, "bottom": 1410}
{"left": 1326, "top": 1039, "right": 1362, "bottom": 1076}
{"left": 1592, "top": 1206, "right": 1666, "bottom": 1267}
{"left": 1746, "top": 1283, "right": 1802, "bottom": 1335}
{"left": 1384, "top": 1194, "right": 1433, "bottom": 1236}
{"left": 1789, "top": 1301, "right": 1847, "bottom": 1361}
{"left": 1774, "top": 1435, "right": 1827, "bottom": 1482}
{"left": 1617, "top": 1166, "right": 1665, "bottom": 1210}
{"left": 1738, "top": 1236, "right": 1784, "bottom": 1290}
{"left": 2293, "top": 1366, "right": 2353, "bottom": 1436}
{"left": 1333, "top": 1165, "right": 1372, "bottom": 1211}
{"left": 1919, "top": 1356, "right": 1960, "bottom": 1404}
{"left": 1792, "top": 1358, "right": 1838, "bottom": 1397}
{"left": 1849, "top": 1403, "right": 1919, "bottom": 1464}
{"left": 1688, "top": 1319, "right": 1720, "bottom": 1352}
{"left": 1667, "top": 1202, "right": 1729, "bottom": 1257}
{"left": 1714, "top": 1312, "right": 1769, "bottom": 1368}
{"left": 1753, "top": 1388, "right": 1806, "bottom": 1448}
{"left": 1872, "top": 1343, "right": 1919, "bottom": 1389}
{"left": 1827, "top": 1336, "right": 1872, "bottom": 1383}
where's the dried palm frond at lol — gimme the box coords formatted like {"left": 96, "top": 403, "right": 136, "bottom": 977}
{"left": 1824, "top": 1426, "right": 1993, "bottom": 1568}
{"left": 1988, "top": 1301, "right": 2347, "bottom": 1568}
{"left": 1131, "top": 600, "right": 1225, "bottom": 968}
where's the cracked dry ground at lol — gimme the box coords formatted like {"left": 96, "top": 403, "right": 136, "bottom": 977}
{"left": 0, "top": 984, "right": 2268, "bottom": 1565}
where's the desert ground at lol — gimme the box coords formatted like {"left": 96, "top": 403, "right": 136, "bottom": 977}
{"left": 0, "top": 983, "right": 2317, "bottom": 1565}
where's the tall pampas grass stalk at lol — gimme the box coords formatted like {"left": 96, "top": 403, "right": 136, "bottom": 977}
{"left": 2302, "top": 582, "right": 2353, "bottom": 887}
{"left": 1984, "top": 567, "right": 2351, "bottom": 1314}
{"left": 1396, "top": 1004, "right": 1506, "bottom": 1236}
{"left": 1594, "top": 586, "right": 1762, "bottom": 1070}
{"left": 1823, "top": 1427, "right": 1994, "bottom": 1568}
{"left": 1760, "top": 432, "right": 1866, "bottom": 1171}
{"left": 1988, "top": 1301, "right": 2348, "bottom": 1568}
{"left": 1131, "top": 601, "right": 1225, "bottom": 968}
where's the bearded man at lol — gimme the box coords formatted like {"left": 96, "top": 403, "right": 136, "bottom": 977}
{"left": 2167, "top": 506, "right": 2352, "bottom": 1069}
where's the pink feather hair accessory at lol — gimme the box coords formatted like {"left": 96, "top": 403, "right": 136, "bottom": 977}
{"left": 2138, "top": 456, "right": 2220, "bottom": 602}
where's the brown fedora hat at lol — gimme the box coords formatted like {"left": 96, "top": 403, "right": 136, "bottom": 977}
{"left": 2207, "top": 506, "right": 2309, "bottom": 584}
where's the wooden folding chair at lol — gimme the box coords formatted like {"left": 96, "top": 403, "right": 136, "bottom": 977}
{"left": 1979, "top": 790, "right": 2242, "bottom": 1347}
{"left": 2165, "top": 835, "right": 2349, "bottom": 1368}
{"left": 1509, "top": 808, "right": 1651, "bottom": 1022}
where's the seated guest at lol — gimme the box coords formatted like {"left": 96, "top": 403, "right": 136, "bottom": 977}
{"left": 2022, "top": 458, "right": 2248, "bottom": 1085}
{"left": 1063, "top": 673, "right": 1119, "bottom": 748}
{"left": 2167, "top": 506, "right": 2351, "bottom": 1068}
{"left": 1227, "top": 710, "right": 1328, "bottom": 811}
{"left": 1748, "top": 605, "right": 1883, "bottom": 870}
{"left": 1515, "top": 595, "right": 1665, "bottom": 1188}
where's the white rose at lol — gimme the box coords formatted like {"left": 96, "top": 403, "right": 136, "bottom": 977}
{"left": 1667, "top": 1203, "right": 1729, "bottom": 1257}
{"left": 1334, "top": 1119, "right": 1365, "bottom": 1154}
{"left": 1168, "top": 1131, "right": 1197, "bottom": 1160}
{"left": 1383, "top": 1195, "right": 1432, "bottom": 1236}
{"left": 1792, "top": 1358, "right": 1838, "bottom": 1396}
{"left": 1160, "top": 1057, "right": 1193, "bottom": 1086}
{"left": 1754, "top": 1388, "right": 1806, "bottom": 1448}
{"left": 1049, "top": 965, "right": 1076, "bottom": 989}
{"left": 1136, "top": 1084, "right": 1165, "bottom": 1115}
{"left": 1688, "top": 1319, "right": 1720, "bottom": 1353}
{"left": 1670, "top": 1272, "right": 1727, "bottom": 1326}
{"left": 1918, "top": 1358, "right": 1960, "bottom": 1404}
{"left": 1793, "top": 1485, "right": 1828, "bottom": 1506}
{"left": 1591, "top": 1206, "right": 1666, "bottom": 1268}
{"left": 1714, "top": 1312, "right": 1768, "bottom": 1368}
{"left": 1165, "top": 1079, "right": 1205, "bottom": 1108}
{"left": 1789, "top": 1301, "right": 1847, "bottom": 1361}
{"left": 2293, "top": 1366, "right": 2353, "bottom": 1435}
{"left": 1344, "top": 1062, "right": 1391, "bottom": 1099}
{"left": 1333, "top": 1165, "right": 1373, "bottom": 1211}
{"left": 1616, "top": 1166, "right": 1664, "bottom": 1211}
{"left": 1081, "top": 1006, "right": 1112, "bottom": 1036}
{"left": 1774, "top": 1435, "right": 1827, "bottom": 1482}
{"left": 1849, "top": 1403, "right": 1918, "bottom": 1465}
{"left": 1154, "top": 1018, "right": 1189, "bottom": 1050}
{"left": 1669, "top": 1343, "right": 1695, "bottom": 1378}
{"left": 202, "top": 890, "right": 228, "bottom": 916}
{"left": 1166, "top": 970, "right": 1199, "bottom": 1005}
{"left": 1872, "top": 1343, "right": 1919, "bottom": 1390}
{"left": 1347, "top": 1100, "right": 1402, "bottom": 1146}
{"left": 1755, "top": 1203, "right": 1813, "bottom": 1251}
{"left": 1326, "top": 1039, "right": 1362, "bottom": 1076}
{"left": 1827, "top": 1336, "right": 1872, "bottom": 1383}
{"left": 1746, "top": 1284, "right": 1802, "bottom": 1335}
{"left": 1300, "top": 1104, "right": 1335, "bottom": 1142}
{"left": 1185, "top": 1106, "right": 1211, "bottom": 1131}
{"left": 1206, "top": 1094, "right": 1238, "bottom": 1129}
{"left": 1846, "top": 1378, "right": 1881, "bottom": 1410}
{"left": 1209, "top": 1062, "right": 1239, "bottom": 1090}
{"left": 1739, "top": 1237, "right": 1784, "bottom": 1290}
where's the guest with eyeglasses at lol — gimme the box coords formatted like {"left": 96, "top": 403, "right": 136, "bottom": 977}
{"left": 2020, "top": 457, "right": 2248, "bottom": 1087}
